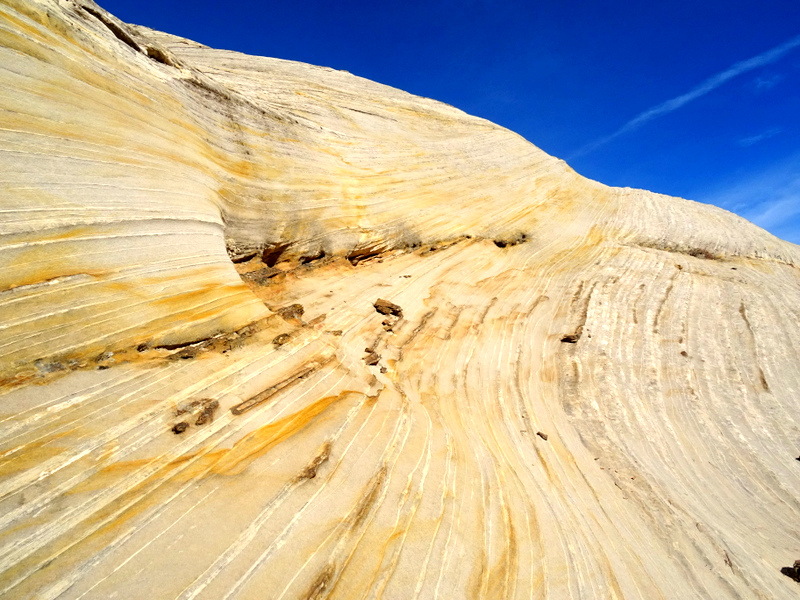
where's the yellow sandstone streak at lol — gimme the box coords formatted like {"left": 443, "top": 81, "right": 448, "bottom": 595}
{"left": 0, "top": 1, "right": 799, "bottom": 599}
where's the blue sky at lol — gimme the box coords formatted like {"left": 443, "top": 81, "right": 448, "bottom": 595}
{"left": 101, "top": 0, "right": 800, "bottom": 244}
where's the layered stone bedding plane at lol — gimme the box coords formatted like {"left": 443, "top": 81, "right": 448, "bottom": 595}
{"left": 1, "top": 0, "right": 799, "bottom": 597}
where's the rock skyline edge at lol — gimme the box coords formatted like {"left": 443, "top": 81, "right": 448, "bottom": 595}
{"left": 0, "top": 1, "right": 799, "bottom": 598}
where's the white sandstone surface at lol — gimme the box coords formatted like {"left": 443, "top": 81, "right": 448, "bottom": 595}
{"left": 1, "top": 1, "right": 799, "bottom": 598}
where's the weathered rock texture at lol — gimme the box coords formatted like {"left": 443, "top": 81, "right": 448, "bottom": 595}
{"left": 1, "top": 1, "right": 799, "bottom": 598}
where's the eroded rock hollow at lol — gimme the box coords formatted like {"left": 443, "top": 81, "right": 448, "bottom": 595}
{"left": 1, "top": 1, "right": 799, "bottom": 598}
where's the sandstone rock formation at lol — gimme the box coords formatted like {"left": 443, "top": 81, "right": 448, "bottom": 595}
{"left": 1, "top": 1, "right": 799, "bottom": 598}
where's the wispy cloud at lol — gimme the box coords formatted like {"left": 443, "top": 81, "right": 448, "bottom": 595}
{"left": 572, "top": 34, "right": 800, "bottom": 159}
{"left": 748, "top": 195, "right": 800, "bottom": 234}
{"left": 753, "top": 73, "right": 784, "bottom": 91}
{"left": 699, "top": 152, "right": 800, "bottom": 244}
{"left": 737, "top": 126, "right": 782, "bottom": 147}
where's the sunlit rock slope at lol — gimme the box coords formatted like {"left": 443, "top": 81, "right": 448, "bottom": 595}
{"left": 1, "top": 1, "right": 799, "bottom": 598}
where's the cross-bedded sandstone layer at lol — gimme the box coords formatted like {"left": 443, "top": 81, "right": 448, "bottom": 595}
{"left": 1, "top": 1, "right": 799, "bottom": 598}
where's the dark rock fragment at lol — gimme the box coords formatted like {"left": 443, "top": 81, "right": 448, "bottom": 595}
{"left": 175, "top": 348, "right": 200, "bottom": 360}
{"left": 374, "top": 298, "right": 403, "bottom": 318}
{"left": 780, "top": 560, "right": 800, "bottom": 582}
{"left": 276, "top": 304, "right": 304, "bottom": 321}
{"left": 493, "top": 233, "right": 528, "bottom": 248}
{"left": 194, "top": 400, "right": 219, "bottom": 426}
{"left": 272, "top": 333, "right": 291, "bottom": 346}
{"left": 536, "top": 431, "right": 548, "bottom": 441}
{"left": 172, "top": 422, "right": 188, "bottom": 434}
{"left": 242, "top": 267, "right": 280, "bottom": 285}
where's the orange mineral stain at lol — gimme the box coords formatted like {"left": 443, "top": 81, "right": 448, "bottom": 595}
{"left": 71, "top": 391, "right": 357, "bottom": 496}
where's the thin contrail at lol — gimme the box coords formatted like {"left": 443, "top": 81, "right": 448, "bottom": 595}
{"left": 571, "top": 33, "right": 800, "bottom": 159}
